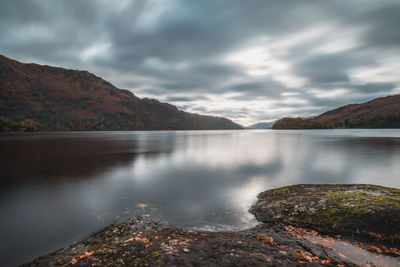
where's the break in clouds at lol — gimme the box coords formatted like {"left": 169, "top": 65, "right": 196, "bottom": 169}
{"left": 1, "top": 0, "right": 400, "bottom": 125}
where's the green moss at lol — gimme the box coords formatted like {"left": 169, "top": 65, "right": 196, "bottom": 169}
{"left": 276, "top": 187, "right": 400, "bottom": 228}
{"left": 269, "top": 187, "right": 291, "bottom": 196}
{"left": 322, "top": 191, "right": 400, "bottom": 211}
{"left": 304, "top": 190, "right": 399, "bottom": 227}
{"left": 133, "top": 250, "right": 162, "bottom": 266}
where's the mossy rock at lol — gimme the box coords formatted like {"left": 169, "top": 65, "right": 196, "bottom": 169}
{"left": 250, "top": 184, "right": 400, "bottom": 243}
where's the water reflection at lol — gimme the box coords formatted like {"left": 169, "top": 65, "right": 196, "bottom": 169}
{"left": 0, "top": 129, "right": 400, "bottom": 266}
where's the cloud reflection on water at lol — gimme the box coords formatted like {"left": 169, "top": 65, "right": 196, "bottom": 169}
{"left": 1, "top": 130, "right": 400, "bottom": 266}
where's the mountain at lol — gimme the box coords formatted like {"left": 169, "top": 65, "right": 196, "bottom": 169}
{"left": 313, "top": 94, "right": 400, "bottom": 128}
{"left": 245, "top": 121, "right": 275, "bottom": 129}
{"left": 0, "top": 55, "right": 242, "bottom": 132}
{"left": 272, "top": 94, "right": 400, "bottom": 129}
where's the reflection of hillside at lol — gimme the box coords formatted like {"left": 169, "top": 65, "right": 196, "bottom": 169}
{"left": 328, "top": 137, "right": 400, "bottom": 151}
{"left": 1, "top": 130, "right": 400, "bottom": 267}
{"left": 0, "top": 132, "right": 179, "bottom": 188}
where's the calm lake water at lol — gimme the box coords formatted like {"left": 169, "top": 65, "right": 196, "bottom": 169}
{"left": 1, "top": 129, "right": 400, "bottom": 266}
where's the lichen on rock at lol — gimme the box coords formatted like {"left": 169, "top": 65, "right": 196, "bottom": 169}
{"left": 250, "top": 184, "right": 400, "bottom": 243}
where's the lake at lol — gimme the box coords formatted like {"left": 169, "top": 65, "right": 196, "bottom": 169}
{"left": 1, "top": 129, "right": 400, "bottom": 266}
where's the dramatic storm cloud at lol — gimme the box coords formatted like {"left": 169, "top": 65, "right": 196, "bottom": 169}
{"left": 1, "top": 0, "right": 400, "bottom": 125}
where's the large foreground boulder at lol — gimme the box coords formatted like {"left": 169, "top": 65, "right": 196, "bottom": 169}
{"left": 250, "top": 184, "right": 400, "bottom": 243}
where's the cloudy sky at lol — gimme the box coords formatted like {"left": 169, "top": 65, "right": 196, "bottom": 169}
{"left": 1, "top": 0, "right": 400, "bottom": 126}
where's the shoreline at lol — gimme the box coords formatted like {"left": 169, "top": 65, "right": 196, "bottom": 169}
{"left": 23, "top": 184, "right": 400, "bottom": 266}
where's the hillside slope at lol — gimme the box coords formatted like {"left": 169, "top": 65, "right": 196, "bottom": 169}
{"left": 0, "top": 55, "right": 242, "bottom": 132}
{"left": 313, "top": 94, "right": 400, "bottom": 128}
{"left": 273, "top": 94, "right": 400, "bottom": 129}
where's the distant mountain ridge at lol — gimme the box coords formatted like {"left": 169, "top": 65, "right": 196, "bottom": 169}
{"left": 0, "top": 55, "right": 242, "bottom": 132}
{"left": 245, "top": 121, "right": 275, "bottom": 129}
{"left": 273, "top": 94, "right": 400, "bottom": 129}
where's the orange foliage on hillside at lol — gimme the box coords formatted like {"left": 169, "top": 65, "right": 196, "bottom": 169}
{"left": 0, "top": 55, "right": 242, "bottom": 132}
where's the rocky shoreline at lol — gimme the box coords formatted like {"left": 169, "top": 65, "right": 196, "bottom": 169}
{"left": 23, "top": 184, "right": 400, "bottom": 266}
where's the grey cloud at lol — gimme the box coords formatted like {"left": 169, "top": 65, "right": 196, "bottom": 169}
{"left": 294, "top": 53, "right": 354, "bottom": 84}
{"left": 230, "top": 80, "right": 286, "bottom": 96}
{"left": 354, "top": 3, "right": 400, "bottom": 49}
{"left": 166, "top": 96, "right": 208, "bottom": 102}
{"left": 353, "top": 83, "right": 396, "bottom": 94}
{"left": 1, "top": 0, "right": 399, "bottom": 124}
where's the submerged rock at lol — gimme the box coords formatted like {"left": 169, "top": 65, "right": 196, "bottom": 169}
{"left": 23, "top": 184, "right": 400, "bottom": 266}
{"left": 250, "top": 184, "right": 400, "bottom": 244}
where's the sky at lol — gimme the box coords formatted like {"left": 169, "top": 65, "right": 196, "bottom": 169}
{"left": 1, "top": 0, "right": 400, "bottom": 126}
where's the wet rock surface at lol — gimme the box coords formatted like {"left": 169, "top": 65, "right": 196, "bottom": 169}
{"left": 23, "top": 185, "right": 400, "bottom": 266}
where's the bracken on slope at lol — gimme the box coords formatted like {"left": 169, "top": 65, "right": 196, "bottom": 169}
{"left": 0, "top": 55, "right": 242, "bottom": 132}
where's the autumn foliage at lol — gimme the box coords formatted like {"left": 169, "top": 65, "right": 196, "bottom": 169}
{"left": 0, "top": 55, "right": 242, "bottom": 132}
{"left": 273, "top": 94, "right": 400, "bottom": 129}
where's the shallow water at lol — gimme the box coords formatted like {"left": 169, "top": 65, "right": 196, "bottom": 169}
{"left": 307, "top": 235, "right": 400, "bottom": 266}
{"left": 1, "top": 129, "right": 400, "bottom": 266}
